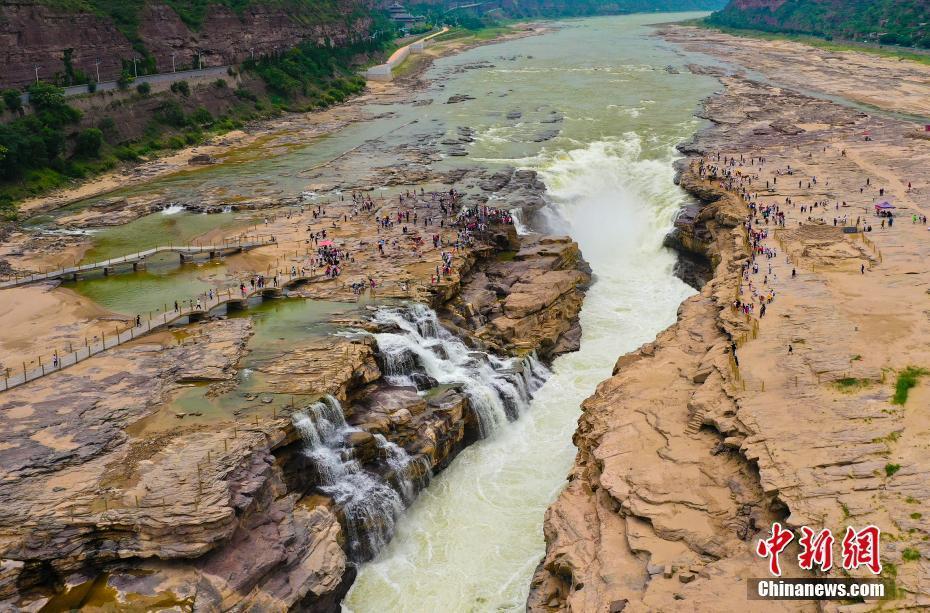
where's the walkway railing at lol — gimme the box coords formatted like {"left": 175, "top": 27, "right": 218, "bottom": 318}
{"left": 0, "top": 266, "right": 315, "bottom": 392}
{"left": 0, "top": 235, "right": 276, "bottom": 289}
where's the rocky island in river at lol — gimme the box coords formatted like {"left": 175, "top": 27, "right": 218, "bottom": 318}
{"left": 1, "top": 3, "right": 929, "bottom": 613}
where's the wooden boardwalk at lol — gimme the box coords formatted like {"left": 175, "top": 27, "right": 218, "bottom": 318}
{"left": 0, "top": 268, "right": 319, "bottom": 392}
{"left": 0, "top": 236, "right": 276, "bottom": 289}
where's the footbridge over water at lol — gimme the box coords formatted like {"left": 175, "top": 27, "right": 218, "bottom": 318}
{"left": 0, "top": 236, "right": 277, "bottom": 289}
{"left": 0, "top": 266, "right": 323, "bottom": 392}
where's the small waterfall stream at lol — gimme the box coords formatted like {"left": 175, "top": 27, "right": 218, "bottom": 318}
{"left": 294, "top": 303, "right": 549, "bottom": 562}
{"left": 370, "top": 303, "right": 549, "bottom": 437}
{"left": 293, "top": 396, "right": 413, "bottom": 561}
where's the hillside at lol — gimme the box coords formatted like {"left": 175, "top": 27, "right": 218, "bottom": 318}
{"left": 709, "top": 0, "right": 930, "bottom": 47}
{"left": 0, "top": 0, "right": 379, "bottom": 90}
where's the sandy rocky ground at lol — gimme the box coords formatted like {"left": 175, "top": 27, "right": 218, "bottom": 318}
{"left": 529, "top": 26, "right": 930, "bottom": 612}
{"left": 0, "top": 25, "right": 595, "bottom": 610}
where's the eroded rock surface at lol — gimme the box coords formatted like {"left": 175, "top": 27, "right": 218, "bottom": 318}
{"left": 531, "top": 50, "right": 930, "bottom": 612}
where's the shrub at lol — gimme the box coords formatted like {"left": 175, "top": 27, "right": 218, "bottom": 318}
{"left": 892, "top": 367, "right": 928, "bottom": 405}
{"left": 116, "top": 71, "right": 134, "bottom": 90}
{"left": 154, "top": 100, "right": 187, "bottom": 127}
{"left": 27, "top": 82, "right": 66, "bottom": 111}
{"left": 189, "top": 107, "right": 212, "bottom": 126}
{"left": 136, "top": 81, "right": 151, "bottom": 96}
{"left": 74, "top": 128, "right": 103, "bottom": 157}
{"left": 97, "top": 116, "right": 117, "bottom": 138}
{"left": 87, "top": 80, "right": 97, "bottom": 93}
{"left": 26, "top": 83, "right": 80, "bottom": 128}
{"left": 2, "top": 89, "right": 22, "bottom": 113}
{"left": 170, "top": 80, "right": 190, "bottom": 97}
{"left": 902, "top": 548, "right": 921, "bottom": 561}
{"left": 213, "top": 78, "right": 227, "bottom": 89}
{"left": 234, "top": 87, "right": 257, "bottom": 102}
{"left": 885, "top": 463, "right": 901, "bottom": 477}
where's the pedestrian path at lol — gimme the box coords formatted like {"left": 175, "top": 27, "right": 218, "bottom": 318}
{"left": 0, "top": 267, "right": 316, "bottom": 392}
{"left": 0, "top": 236, "right": 276, "bottom": 289}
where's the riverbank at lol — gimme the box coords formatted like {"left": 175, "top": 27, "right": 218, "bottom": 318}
{"left": 0, "top": 17, "right": 599, "bottom": 607}
{"left": 0, "top": 21, "right": 550, "bottom": 374}
{"left": 530, "top": 27, "right": 930, "bottom": 611}
{"left": 13, "top": 23, "right": 548, "bottom": 220}
{"left": 0, "top": 200, "right": 590, "bottom": 610}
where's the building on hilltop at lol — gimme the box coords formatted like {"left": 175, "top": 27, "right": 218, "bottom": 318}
{"left": 387, "top": 2, "right": 425, "bottom": 29}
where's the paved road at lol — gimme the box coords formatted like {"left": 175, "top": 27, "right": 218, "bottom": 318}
{"left": 19, "top": 65, "right": 232, "bottom": 103}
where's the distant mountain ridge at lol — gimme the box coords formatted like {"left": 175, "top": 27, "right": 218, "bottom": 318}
{"left": 709, "top": 0, "right": 930, "bottom": 48}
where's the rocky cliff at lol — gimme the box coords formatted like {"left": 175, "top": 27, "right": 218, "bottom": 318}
{"left": 530, "top": 39, "right": 930, "bottom": 608}
{"left": 0, "top": 0, "right": 376, "bottom": 89}
{"left": 528, "top": 158, "right": 761, "bottom": 612}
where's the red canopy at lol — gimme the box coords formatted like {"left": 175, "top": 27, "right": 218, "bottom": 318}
{"left": 319, "top": 240, "right": 334, "bottom": 247}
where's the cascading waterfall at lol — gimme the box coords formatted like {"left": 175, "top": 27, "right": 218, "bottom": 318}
{"left": 293, "top": 396, "right": 424, "bottom": 561}
{"left": 370, "top": 303, "right": 549, "bottom": 438}
{"left": 294, "top": 304, "right": 549, "bottom": 563}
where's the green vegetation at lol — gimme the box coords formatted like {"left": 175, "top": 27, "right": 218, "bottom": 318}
{"left": 696, "top": 21, "right": 930, "bottom": 67}
{"left": 2, "top": 90, "right": 23, "bottom": 114}
{"left": 836, "top": 377, "right": 869, "bottom": 391}
{"left": 38, "top": 0, "right": 374, "bottom": 74}
{"left": 902, "top": 547, "right": 921, "bottom": 561}
{"left": 75, "top": 128, "right": 103, "bottom": 157}
{"left": 911, "top": 512, "right": 922, "bottom": 520}
{"left": 245, "top": 35, "right": 389, "bottom": 106}
{"left": 892, "top": 367, "right": 928, "bottom": 405}
{"left": 410, "top": 0, "right": 723, "bottom": 25}
{"left": 170, "top": 80, "right": 191, "bottom": 97}
{"left": 0, "top": 83, "right": 86, "bottom": 214}
{"left": 116, "top": 71, "right": 134, "bottom": 90}
{"left": 0, "top": 15, "right": 394, "bottom": 214}
{"left": 708, "top": 1, "right": 930, "bottom": 49}
{"left": 885, "top": 463, "right": 901, "bottom": 477}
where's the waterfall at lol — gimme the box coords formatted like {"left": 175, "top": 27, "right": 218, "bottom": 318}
{"left": 370, "top": 303, "right": 549, "bottom": 438}
{"left": 160, "top": 204, "right": 185, "bottom": 215}
{"left": 292, "top": 396, "right": 429, "bottom": 561}
{"left": 294, "top": 306, "right": 550, "bottom": 562}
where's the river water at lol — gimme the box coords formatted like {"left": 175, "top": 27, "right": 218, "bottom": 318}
{"left": 344, "top": 12, "right": 720, "bottom": 611}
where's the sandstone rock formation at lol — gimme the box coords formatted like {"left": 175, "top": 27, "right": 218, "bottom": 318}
{"left": 530, "top": 52, "right": 930, "bottom": 611}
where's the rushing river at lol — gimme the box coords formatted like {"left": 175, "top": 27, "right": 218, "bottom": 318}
{"left": 57, "top": 11, "right": 720, "bottom": 609}
{"left": 344, "top": 12, "right": 720, "bottom": 611}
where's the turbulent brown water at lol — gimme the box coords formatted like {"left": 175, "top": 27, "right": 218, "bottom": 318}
{"left": 343, "top": 12, "right": 721, "bottom": 611}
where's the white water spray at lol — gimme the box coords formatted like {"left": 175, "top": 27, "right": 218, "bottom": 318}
{"left": 293, "top": 396, "right": 422, "bottom": 561}
{"left": 370, "top": 303, "right": 548, "bottom": 438}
